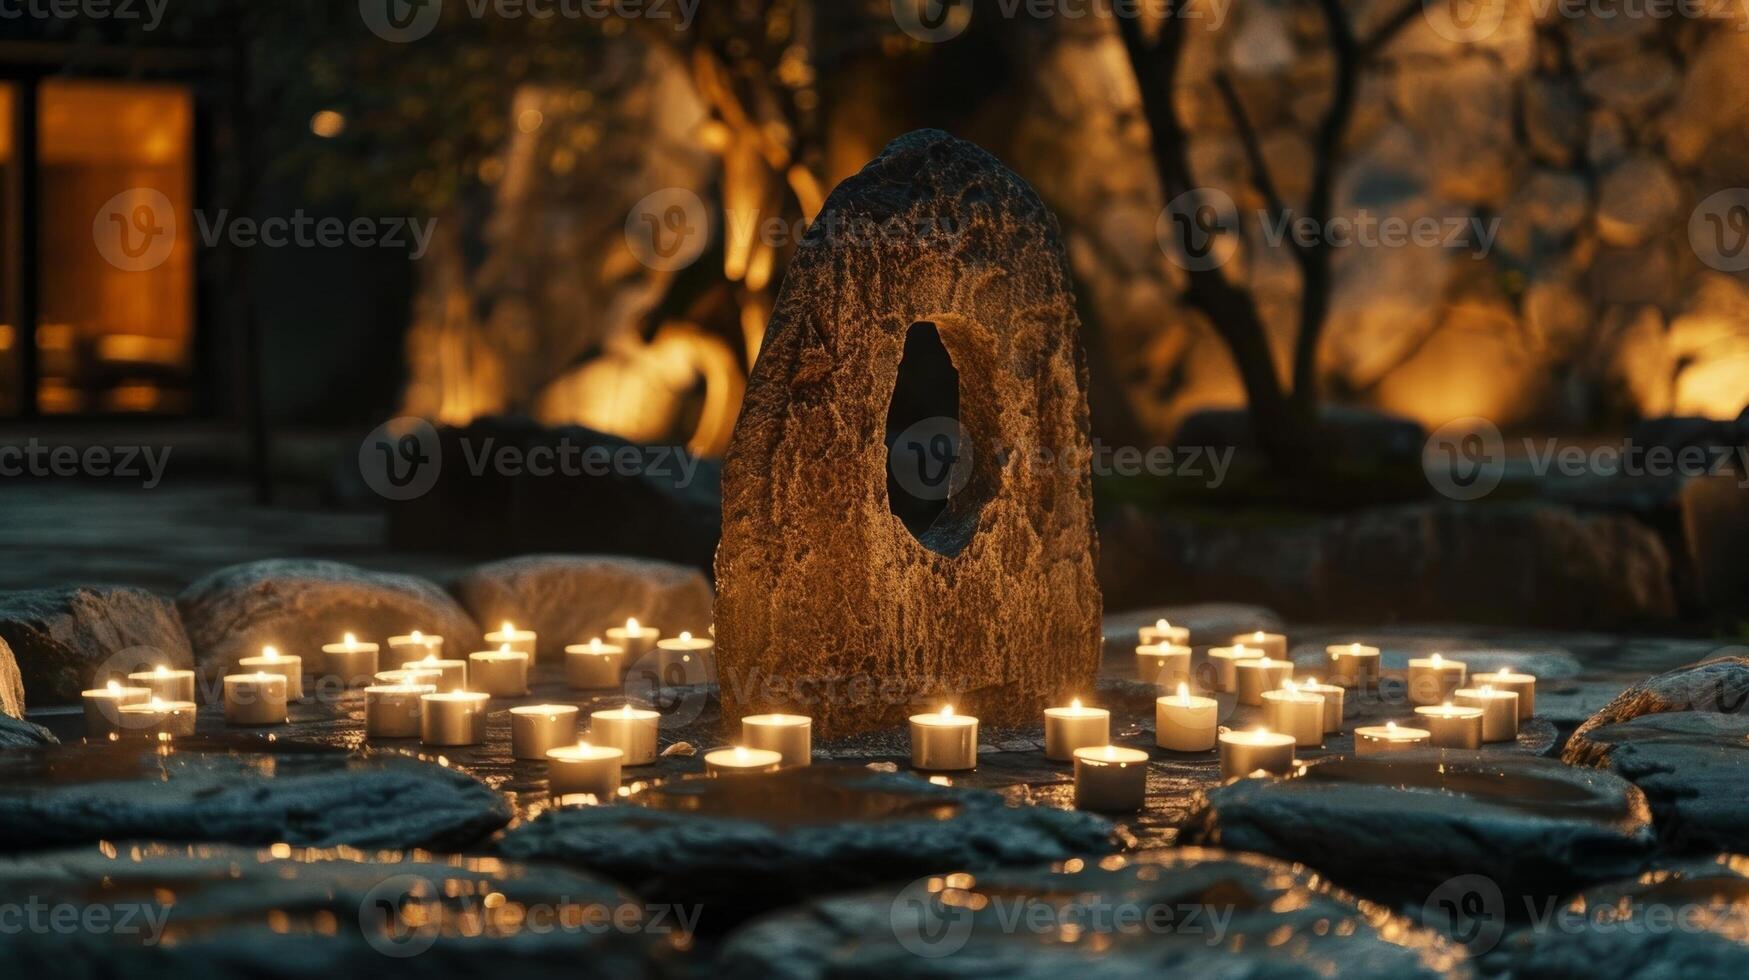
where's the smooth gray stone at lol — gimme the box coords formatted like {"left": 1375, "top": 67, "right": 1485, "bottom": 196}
{"left": 0, "top": 737, "right": 509, "bottom": 853}
{"left": 1571, "top": 711, "right": 1749, "bottom": 853}
{"left": 1567, "top": 655, "right": 1749, "bottom": 763}
{"left": 718, "top": 847, "right": 1472, "bottom": 979}
{"left": 0, "top": 585, "right": 192, "bottom": 705}
{"left": 0, "top": 842, "right": 663, "bottom": 977}
{"left": 0, "top": 714, "right": 55, "bottom": 748}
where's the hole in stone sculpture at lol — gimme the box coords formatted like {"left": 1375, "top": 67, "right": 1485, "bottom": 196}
{"left": 885, "top": 321, "right": 981, "bottom": 556}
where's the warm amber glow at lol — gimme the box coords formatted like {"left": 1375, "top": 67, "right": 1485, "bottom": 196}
{"left": 309, "top": 110, "right": 345, "bottom": 138}
{"left": 262, "top": 646, "right": 279, "bottom": 661}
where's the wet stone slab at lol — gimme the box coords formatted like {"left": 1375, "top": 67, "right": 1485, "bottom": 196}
{"left": 716, "top": 848, "right": 1472, "bottom": 979}
{"left": 1568, "top": 711, "right": 1749, "bottom": 854}
{"left": 0, "top": 842, "right": 672, "bottom": 978}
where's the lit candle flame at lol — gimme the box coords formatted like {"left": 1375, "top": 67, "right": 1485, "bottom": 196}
{"left": 1431, "top": 653, "right": 1443, "bottom": 665}
{"left": 150, "top": 697, "right": 164, "bottom": 709}
{"left": 1156, "top": 619, "right": 1170, "bottom": 630}
{"left": 1350, "top": 643, "right": 1362, "bottom": 654}
{"left": 499, "top": 643, "right": 512, "bottom": 655}
{"left": 1386, "top": 721, "right": 1398, "bottom": 731}
{"left": 344, "top": 632, "right": 357, "bottom": 648}
{"left": 626, "top": 617, "right": 640, "bottom": 633}
{"left": 422, "top": 652, "right": 437, "bottom": 663}
{"left": 589, "top": 638, "right": 602, "bottom": 651}
{"left": 263, "top": 646, "right": 279, "bottom": 660}
{"left": 1176, "top": 682, "right": 1189, "bottom": 702}
{"left": 106, "top": 680, "right": 120, "bottom": 693}
{"left": 680, "top": 631, "right": 692, "bottom": 642}
{"left": 1070, "top": 697, "right": 1082, "bottom": 711}
{"left": 1234, "top": 645, "right": 1253, "bottom": 656}
{"left": 155, "top": 665, "right": 168, "bottom": 675}
{"left": 1481, "top": 684, "right": 1495, "bottom": 695}
{"left": 734, "top": 746, "right": 748, "bottom": 762}
{"left": 501, "top": 621, "right": 515, "bottom": 634}
{"left": 411, "top": 630, "right": 424, "bottom": 642}
{"left": 941, "top": 705, "right": 955, "bottom": 719}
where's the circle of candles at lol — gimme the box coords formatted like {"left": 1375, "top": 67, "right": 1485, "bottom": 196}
{"left": 126, "top": 665, "right": 196, "bottom": 703}
{"left": 1415, "top": 702, "right": 1485, "bottom": 749}
{"left": 468, "top": 645, "right": 531, "bottom": 696}
{"left": 484, "top": 621, "right": 538, "bottom": 658}
{"left": 909, "top": 705, "right": 979, "bottom": 771}
{"left": 1156, "top": 683, "right": 1218, "bottom": 752}
{"left": 364, "top": 683, "right": 433, "bottom": 738}
{"left": 655, "top": 630, "right": 715, "bottom": 677}
{"left": 1407, "top": 653, "right": 1467, "bottom": 706}
{"left": 590, "top": 705, "right": 661, "bottom": 765}
{"left": 1138, "top": 618, "right": 1190, "bottom": 646}
{"left": 1355, "top": 721, "right": 1432, "bottom": 755}
{"left": 238, "top": 646, "right": 302, "bottom": 700}
{"left": 565, "top": 638, "right": 627, "bottom": 689}
{"left": 510, "top": 704, "right": 580, "bottom": 760}
{"left": 1207, "top": 645, "right": 1262, "bottom": 693}
{"left": 321, "top": 633, "right": 380, "bottom": 688}
{"left": 1486, "top": 668, "right": 1537, "bottom": 719}
{"left": 1299, "top": 678, "right": 1346, "bottom": 733}
{"left": 1325, "top": 643, "right": 1382, "bottom": 688}
{"left": 421, "top": 690, "right": 490, "bottom": 746}
{"left": 705, "top": 745, "right": 784, "bottom": 776}
{"left": 1262, "top": 682, "right": 1326, "bottom": 748}
{"left": 741, "top": 713, "right": 813, "bottom": 767}
{"left": 1234, "top": 656, "right": 1293, "bottom": 707}
{"left": 223, "top": 672, "right": 288, "bottom": 726}
{"left": 375, "top": 667, "right": 445, "bottom": 687}
{"left": 1231, "top": 631, "right": 1287, "bottom": 659}
{"left": 82, "top": 680, "right": 151, "bottom": 737}
{"left": 604, "top": 618, "right": 661, "bottom": 661}
{"left": 1454, "top": 685, "right": 1520, "bottom": 742}
{"left": 1218, "top": 728, "right": 1296, "bottom": 780}
{"left": 1135, "top": 642, "right": 1191, "bottom": 688}
{"left": 116, "top": 697, "right": 198, "bottom": 737}
{"left": 547, "top": 742, "right": 624, "bottom": 799}
{"left": 384, "top": 631, "right": 444, "bottom": 669}
{"left": 1043, "top": 699, "right": 1111, "bottom": 761}
{"left": 1073, "top": 745, "right": 1150, "bottom": 811}
{"left": 408, "top": 653, "right": 468, "bottom": 692}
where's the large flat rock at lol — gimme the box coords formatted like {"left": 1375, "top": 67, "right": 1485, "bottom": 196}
{"left": 1568, "top": 711, "right": 1749, "bottom": 853}
{"left": 0, "top": 635, "right": 22, "bottom": 717}
{"left": 1566, "top": 654, "right": 1749, "bottom": 762}
{"left": 0, "top": 586, "right": 192, "bottom": 705}
{"left": 450, "top": 554, "right": 712, "bottom": 659}
{"left": 0, "top": 714, "right": 54, "bottom": 748}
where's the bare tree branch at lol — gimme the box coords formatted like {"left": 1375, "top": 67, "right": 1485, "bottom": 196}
{"left": 1212, "top": 69, "right": 1285, "bottom": 220}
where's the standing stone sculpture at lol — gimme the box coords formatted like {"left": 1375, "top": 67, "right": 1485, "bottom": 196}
{"left": 715, "top": 130, "right": 1101, "bottom": 738}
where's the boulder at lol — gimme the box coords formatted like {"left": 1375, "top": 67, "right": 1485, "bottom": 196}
{"left": 0, "top": 715, "right": 54, "bottom": 748}
{"left": 1566, "top": 711, "right": 1749, "bottom": 853}
{"left": 715, "top": 130, "right": 1102, "bottom": 737}
{"left": 0, "top": 636, "right": 22, "bottom": 717}
{"left": 0, "top": 586, "right": 192, "bottom": 706}
{"left": 450, "top": 554, "right": 712, "bottom": 659}
{"left": 177, "top": 559, "right": 478, "bottom": 683}
{"left": 1565, "top": 655, "right": 1749, "bottom": 763}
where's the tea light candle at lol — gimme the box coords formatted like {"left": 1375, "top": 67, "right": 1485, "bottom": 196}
{"left": 223, "top": 672, "right": 288, "bottom": 726}
{"left": 1156, "top": 683, "right": 1218, "bottom": 752}
{"left": 590, "top": 704, "right": 660, "bottom": 765}
{"left": 468, "top": 645, "right": 530, "bottom": 697}
{"left": 375, "top": 667, "right": 445, "bottom": 687}
{"left": 321, "top": 633, "right": 380, "bottom": 687}
{"left": 1300, "top": 678, "right": 1346, "bottom": 733}
{"left": 484, "top": 621, "right": 538, "bottom": 658}
{"left": 1138, "top": 618, "right": 1190, "bottom": 646}
{"left": 116, "top": 697, "right": 197, "bottom": 737}
{"left": 1207, "top": 644, "right": 1263, "bottom": 692}
{"left": 1326, "top": 643, "right": 1382, "bottom": 688}
{"left": 364, "top": 683, "right": 433, "bottom": 738}
{"left": 654, "top": 630, "right": 714, "bottom": 677}
{"left": 705, "top": 745, "right": 783, "bottom": 776}
{"left": 1218, "top": 728, "right": 1296, "bottom": 779}
{"left": 1355, "top": 721, "right": 1431, "bottom": 755}
{"left": 546, "top": 741, "right": 624, "bottom": 799}
{"left": 510, "top": 704, "right": 580, "bottom": 759}
{"left": 909, "top": 705, "right": 978, "bottom": 771}
{"left": 421, "top": 690, "right": 490, "bottom": 745}
{"left": 1072, "top": 745, "right": 1149, "bottom": 811}
{"left": 1135, "top": 642, "right": 1192, "bottom": 687}
{"left": 1486, "top": 668, "right": 1537, "bottom": 719}
{"left": 82, "top": 680, "right": 151, "bottom": 737}
{"left": 408, "top": 653, "right": 467, "bottom": 692}
{"left": 126, "top": 665, "right": 196, "bottom": 703}
{"left": 1232, "top": 631, "right": 1287, "bottom": 659}
{"left": 565, "top": 638, "right": 627, "bottom": 689}
{"left": 1234, "top": 656, "right": 1293, "bottom": 706}
{"left": 1455, "top": 685, "right": 1520, "bottom": 742}
{"left": 742, "top": 713, "right": 813, "bottom": 767}
{"left": 1415, "top": 702, "right": 1485, "bottom": 749}
{"left": 385, "top": 631, "right": 443, "bottom": 669}
{"left": 1262, "top": 682, "right": 1326, "bottom": 747}
{"left": 238, "top": 646, "right": 302, "bottom": 700}
{"left": 1408, "top": 653, "right": 1468, "bottom": 706}
{"left": 1043, "top": 699, "right": 1110, "bottom": 761}
{"left": 604, "top": 618, "right": 660, "bottom": 661}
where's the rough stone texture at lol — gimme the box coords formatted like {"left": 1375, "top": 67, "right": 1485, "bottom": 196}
{"left": 0, "top": 843, "right": 664, "bottom": 977}
{"left": 450, "top": 554, "right": 712, "bottom": 659}
{"left": 1181, "top": 753, "right": 1658, "bottom": 908}
{"left": 0, "top": 636, "right": 23, "bottom": 718}
{"left": 0, "top": 714, "right": 54, "bottom": 748}
{"left": 717, "top": 848, "right": 1471, "bottom": 979}
{"left": 0, "top": 737, "right": 510, "bottom": 853}
{"left": 1567, "top": 711, "right": 1749, "bottom": 854}
{"left": 715, "top": 130, "right": 1102, "bottom": 737}
{"left": 177, "top": 559, "right": 479, "bottom": 683}
{"left": 0, "top": 586, "right": 193, "bottom": 706}
{"left": 1565, "top": 655, "right": 1749, "bottom": 763}
{"left": 496, "top": 765, "right": 1116, "bottom": 930}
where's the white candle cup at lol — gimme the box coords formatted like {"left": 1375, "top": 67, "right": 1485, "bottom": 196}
{"left": 82, "top": 682, "right": 152, "bottom": 737}
{"left": 320, "top": 636, "right": 380, "bottom": 688}
{"left": 407, "top": 655, "right": 468, "bottom": 692}
{"left": 1355, "top": 722, "right": 1432, "bottom": 755}
{"left": 1231, "top": 631, "right": 1288, "bottom": 659}
{"left": 590, "top": 705, "right": 661, "bottom": 765}
{"left": 909, "top": 707, "right": 979, "bottom": 771}
{"left": 126, "top": 666, "right": 196, "bottom": 703}
{"left": 421, "top": 691, "right": 491, "bottom": 746}
{"left": 223, "top": 672, "right": 288, "bottom": 726}
{"left": 705, "top": 745, "right": 784, "bottom": 776}
{"left": 1326, "top": 643, "right": 1382, "bottom": 688}
{"left": 467, "top": 648, "right": 531, "bottom": 697}
{"left": 1155, "top": 685, "right": 1218, "bottom": 752}
{"left": 384, "top": 632, "right": 444, "bottom": 669}
{"left": 604, "top": 620, "right": 661, "bottom": 662}
{"left": 565, "top": 639, "right": 627, "bottom": 690}
{"left": 741, "top": 713, "right": 813, "bottom": 767}
{"left": 1207, "top": 645, "right": 1263, "bottom": 693}
{"left": 1138, "top": 619, "right": 1190, "bottom": 647}
{"left": 1234, "top": 657, "right": 1293, "bottom": 707}
{"left": 1262, "top": 685, "right": 1326, "bottom": 748}
{"left": 364, "top": 683, "right": 434, "bottom": 738}
{"left": 1043, "top": 700, "right": 1111, "bottom": 761}
{"left": 1407, "top": 655, "right": 1468, "bottom": 706}
{"left": 510, "top": 704, "right": 580, "bottom": 760}
{"left": 1072, "top": 745, "right": 1150, "bottom": 812}
{"left": 1455, "top": 686, "right": 1520, "bottom": 743}
{"left": 1135, "top": 643, "right": 1192, "bottom": 688}
{"left": 547, "top": 742, "right": 624, "bottom": 800}
{"left": 1415, "top": 703, "right": 1485, "bottom": 749}
{"left": 484, "top": 622, "right": 538, "bottom": 658}
{"left": 115, "top": 698, "right": 197, "bottom": 737}
{"left": 1486, "top": 669, "right": 1537, "bottom": 719}
{"left": 375, "top": 667, "right": 445, "bottom": 688}
{"left": 1218, "top": 729, "right": 1297, "bottom": 780}
{"left": 238, "top": 648, "right": 302, "bottom": 700}
{"left": 654, "top": 631, "right": 715, "bottom": 679}
{"left": 1299, "top": 680, "right": 1346, "bottom": 733}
